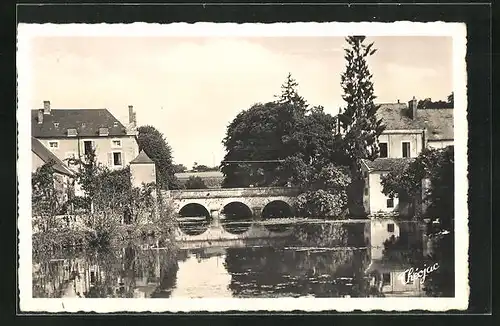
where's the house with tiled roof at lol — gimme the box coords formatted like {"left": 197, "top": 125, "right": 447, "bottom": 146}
{"left": 32, "top": 101, "right": 140, "bottom": 171}
{"left": 360, "top": 97, "right": 454, "bottom": 216}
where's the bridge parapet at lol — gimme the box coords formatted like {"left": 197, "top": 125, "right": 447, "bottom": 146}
{"left": 163, "top": 187, "right": 301, "bottom": 199}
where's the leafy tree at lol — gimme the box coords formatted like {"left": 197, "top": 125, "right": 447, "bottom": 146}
{"left": 337, "top": 36, "right": 385, "bottom": 215}
{"left": 184, "top": 176, "right": 208, "bottom": 189}
{"left": 222, "top": 74, "right": 342, "bottom": 188}
{"left": 221, "top": 73, "right": 350, "bottom": 217}
{"left": 381, "top": 146, "right": 454, "bottom": 230}
{"left": 137, "top": 125, "right": 180, "bottom": 189}
{"left": 173, "top": 164, "right": 187, "bottom": 173}
{"left": 221, "top": 101, "right": 297, "bottom": 187}
{"left": 32, "top": 161, "right": 68, "bottom": 231}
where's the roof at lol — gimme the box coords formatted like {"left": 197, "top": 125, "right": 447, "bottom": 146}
{"left": 130, "top": 150, "right": 154, "bottom": 164}
{"left": 32, "top": 108, "right": 128, "bottom": 138}
{"left": 175, "top": 171, "right": 224, "bottom": 180}
{"left": 31, "top": 137, "right": 74, "bottom": 176}
{"left": 377, "top": 103, "right": 454, "bottom": 141}
{"left": 361, "top": 158, "right": 414, "bottom": 172}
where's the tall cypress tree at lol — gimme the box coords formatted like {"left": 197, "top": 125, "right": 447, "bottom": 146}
{"left": 338, "top": 36, "right": 385, "bottom": 215}
{"left": 339, "top": 36, "right": 384, "bottom": 165}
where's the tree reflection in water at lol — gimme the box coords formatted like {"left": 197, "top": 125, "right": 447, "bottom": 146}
{"left": 32, "top": 244, "right": 179, "bottom": 298}
{"left": 223, "top": 222, "right": 371, "bottom": 298}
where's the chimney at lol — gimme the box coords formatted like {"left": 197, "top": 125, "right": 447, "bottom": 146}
{"left": 43, "top": 101, "right": 51, "bottom": 115}
{"left": 408, "top": 96, "right": 417, "bottom": 119}
{"left": 37, "top": 109, "right": 44, "bottom": 124}
{"left": 128, "top": 105, "right": 137, "bottom": 128}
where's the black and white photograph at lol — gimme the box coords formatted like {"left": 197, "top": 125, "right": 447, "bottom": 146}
{"left": 17, "top": 22, "right": 468, "bottom": 312}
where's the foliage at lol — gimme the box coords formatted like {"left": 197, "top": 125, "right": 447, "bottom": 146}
{"left": 192, "top": 164, "right": 219, "bottom": 172}
{"left": 137, "top": 125, "right": 180, "bottom": 189}
{"left": 336, "top": 36, "right": 384, "bottom": 215}
{"left": 221, "top": 73, "right": 350, "bottom": 218}
{"left": 295, "top": 189, "right": 348, "bottom": 219}
{"left": 291, "top": 164, "right": 351, "bottom": 219}
{"left": 32, "top": 161, "right": 70, "bottom": 232}
{"left": 338, "top": 36, "right": 385, "bottom": 168}
{"left": 172, "top": 163, "right": 187, "bottom": 173}
{"left": 381, "top": 146, "right": 454, "bottom": 229}
{"left": 274, "top": 72, "right": 308, "bottom": 111}
{"left": 417, "top": 94, "right": 454, "bottom": 110}
{"left": 34, "top": 148, "right": 177, "bottom": 254}
{"left": 184, "top": 176, "right": 208, "bottom": 189}
{"left": 221, "top": 74, "right": 342, "bottom": 188}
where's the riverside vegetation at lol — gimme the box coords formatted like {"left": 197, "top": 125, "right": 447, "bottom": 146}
{"left": 32, "top": 149, "right": 178, "bottom": 259}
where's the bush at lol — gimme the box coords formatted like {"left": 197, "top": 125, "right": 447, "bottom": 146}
{"left": 295, "top": 189, "right": 348, "bottom": 219}
{"left": 184, "top": 176, "right": 208, "bottom": 189}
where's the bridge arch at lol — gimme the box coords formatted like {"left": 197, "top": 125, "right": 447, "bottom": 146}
{"left": 220, "top": 201, "right": 253, "bottom": 235}
{"left": 261, "top": 200, "right": 294, "bottom": 219}
{"left": 261, "top": 200, "right": 294, "bottom": 232}
{"left": 177, "top": 202, "right": 212, "bottom": 236}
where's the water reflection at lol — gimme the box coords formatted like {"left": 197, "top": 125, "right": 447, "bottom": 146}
{"left": 33, "top": 219, "right": 440, "bottom": 298}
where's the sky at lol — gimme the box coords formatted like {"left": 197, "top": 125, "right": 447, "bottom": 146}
{"left": 28, "top": 36, "right": 453, "bottom": 168}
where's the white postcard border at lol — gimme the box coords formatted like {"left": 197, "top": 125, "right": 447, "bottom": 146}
{"left": 17, "top": 22, "right": 469, "bottom": 312}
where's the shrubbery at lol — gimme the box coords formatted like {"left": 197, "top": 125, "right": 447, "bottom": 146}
{"left": 32, "top": 149, "right": 177, "bottom": 254}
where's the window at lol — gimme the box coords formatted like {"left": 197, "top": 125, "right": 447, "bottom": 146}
{"left": 382, "top": 273, "right": 391, "bottom": 286}
{"left": 364, "top": 187, "right": 369, "bottom": 196}
{"left": 99, "top": 127, "right": 109, "bottom": 136}
{"left": 67, "top": 128, "right": 78, "bottom": 137}
{"left": 111, "top": 139, "right": 122, "bottom": 148}
{"left": 83, "top": 141, "right": 94, "bottom": 156}
{"left": 387, "top": 198, "right": 394, "bottom": 208}
{"left": 379, "top": 142, "right": 388, "bottom": 158}
{"left": 48, "top": 141, "right": 58, "bottom": 149}
{"left": 387, "top": 223, "right": 395, "bottom": 232}
{"left": 402, "top": 142, "right": 411, "bottom": 158}
{"left": 113, "top": 152, "right": 123, "bottom": 166}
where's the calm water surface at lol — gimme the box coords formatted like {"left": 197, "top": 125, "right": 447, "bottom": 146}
{"left": 33, "top": 220, "right": 432, "bottom": 298}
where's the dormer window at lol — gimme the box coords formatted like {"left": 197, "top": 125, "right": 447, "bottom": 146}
{"left": 67, "top": 128, "right": 78, "bottom": 137}
{"left": 54, "top": 122, "right": 59, "bottom": 128}
{"left": 99, "top": 127, "right": 109, "bottom": 136}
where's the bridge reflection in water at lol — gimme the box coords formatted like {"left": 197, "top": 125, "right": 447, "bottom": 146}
{"left": 175, "top": 218, "right": 293, "bottom": 244}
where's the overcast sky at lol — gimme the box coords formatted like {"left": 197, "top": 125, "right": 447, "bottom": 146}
{"left": 28, "top": 36, "right": 452, "bottom": 168}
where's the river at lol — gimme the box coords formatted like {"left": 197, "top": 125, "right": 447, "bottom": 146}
{"left": 32, "top": 219, "right": 440, "bottom": 298}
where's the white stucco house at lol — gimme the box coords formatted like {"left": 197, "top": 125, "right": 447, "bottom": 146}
{"left": 361, "top": 97, "right": 454, "bottom": 217}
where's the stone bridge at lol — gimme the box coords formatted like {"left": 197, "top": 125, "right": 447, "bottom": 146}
{"left": 162, "top": 187, "right": 300, "bottom": 223}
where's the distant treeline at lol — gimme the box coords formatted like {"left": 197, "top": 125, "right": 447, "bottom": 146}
{"left": 417, "top": 93, "right": 454, "bottom": 109}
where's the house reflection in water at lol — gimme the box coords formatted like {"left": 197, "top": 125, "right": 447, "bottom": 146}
{"left": 364, "top": 219, "right": 429, "bottom": 297}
